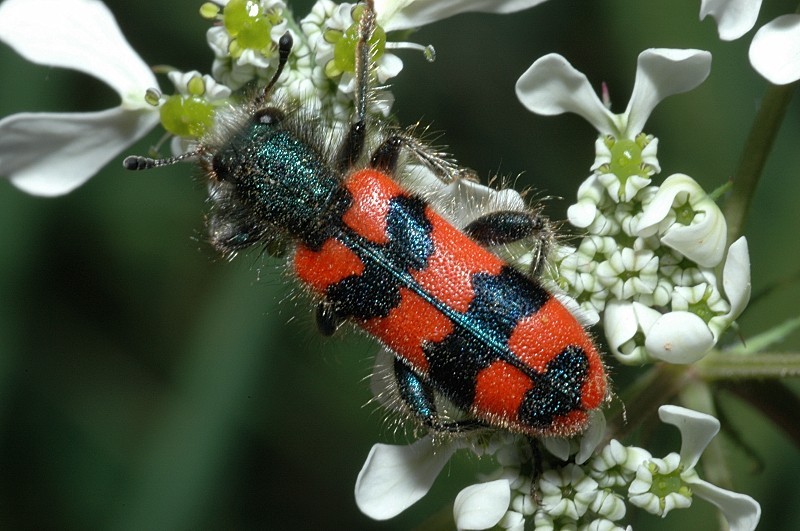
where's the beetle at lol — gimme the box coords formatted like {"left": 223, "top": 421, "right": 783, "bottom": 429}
{"left": 124, "top": 0, "right": 607, "bottom": 438}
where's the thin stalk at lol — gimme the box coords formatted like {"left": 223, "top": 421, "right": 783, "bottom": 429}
{"left": 725, "top": 82, "right": 796, "bottom": 245}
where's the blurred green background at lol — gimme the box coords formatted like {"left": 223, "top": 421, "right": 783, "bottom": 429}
{"left": 1, "top": 0, "right": 799, "bottom": 529}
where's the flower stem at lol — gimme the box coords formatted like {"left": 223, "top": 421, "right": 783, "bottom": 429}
{"left": 724, "top": 81, "right": 796, "bottom": 245}
{"left": 697, "top": 351, "right": 800, "bottom": 379}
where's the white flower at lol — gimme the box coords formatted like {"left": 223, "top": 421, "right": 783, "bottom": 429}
{"left": 589, "top": 489, "right": 626, "bottom": 521}
{"left": 599, "top": 240, "right": 749, "bottom": 365}
{"left": 518, "top": 48, "right": 749, "bottom": 365}
{"left": 0, "top": 0, "right": 160, "bottom": 195}
{"left": 604, "top": 301, "right": 660, "bottom": 364}
{"left": 629, "top": 453, "right": 693, "bottom": 516}
{"left": 699, "top": 0, "right": 763, "bottom": 41}
{"left": 596, "top": 248, "right": 659, "bottom": 300}
{"left": 516, "top": 49, "right": 711, "bottom": 141}
{"left": 539, "top": 463, "right": 599, "bottom": 520}
{"left": 606, "top": 299, "right": 718, "bottom": 365}
{"left": 637, "top": 174, "right": 727, "bottom": 268}
{"left": 749, "top": 14, "right": 800, "bottom": 84}
{"left": 629, "top": 406, "right": 761, "bottom": 531}
{"left": 574, "top": 411, "right": 608, "bottom": 465}
{"left": 589, "top": 439, "right": 652, "bottom": 489}
{"left": 204, "top": 0, "right": 291, "bottom": 92}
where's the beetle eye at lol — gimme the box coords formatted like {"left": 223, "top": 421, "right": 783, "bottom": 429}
{"left": 254, "top": 107, "right": 285, "bottom": 125}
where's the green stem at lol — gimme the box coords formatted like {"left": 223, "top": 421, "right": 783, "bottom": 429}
{"left": 697, "top": 351, "right": 800, "bottom": 380}
{"left": 724, "top": 82, "right": 796, "bottom": 245}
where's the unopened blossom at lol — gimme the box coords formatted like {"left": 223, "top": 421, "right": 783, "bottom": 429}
{"left": 0, "top": 0, "right": 160, "bottom": 195}
{"left": 589, "top": 489, "right": 626, "bottom": 521}
{"left": 582, "top": 519, "right": 630, "bottom": 531}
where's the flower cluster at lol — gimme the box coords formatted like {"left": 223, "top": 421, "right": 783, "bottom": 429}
{"left": 353, "top": 4, "right": 770, "bottom": 528}
{"left": 0, "top": 0, "right": 547, "bottom": 195}
{"left": 357, "top": 406, "right": 760, "bottom": 530}
{"left": 516, "top": 49, "right": 751, "bottom": 365}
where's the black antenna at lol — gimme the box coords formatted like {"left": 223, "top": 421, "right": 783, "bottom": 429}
{"left": 123, "top": 151, "right": 199, "bottom": 171}
{"left": 258, "top": 31, "right": 293, "bottom": 104}
{"left": 125, "top": 33, "right": 294, "bottom": 172}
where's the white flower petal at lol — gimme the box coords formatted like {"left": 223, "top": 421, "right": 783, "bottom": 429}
{"left": 377, "top": 0, "right": 550, "bottom": 31}
{"left": 453, "top": 479, "right": 511, "bottom": 530}
{"left": 0, "top": 108, "right": 159, "bottom": 196}
{"left": 426, "top": 176, "right": 527, "bottom": 227}
{"left": 575, "top": 410, "right": 607, "bottom": 465}
{"left": 660, "top": 215, "right": 726, "bottom": 268}
{"left": 624, "top": 49, "right": 712, "bottom": 137}
{"left": 722, "top": 237, "right": 751, "bottom": 320}
{"left": 567, "top": 201, "right": 598, "bottom": 228}
{"left": 604, "top": 301, "right": 660, "bottom": 364}
{"left": 499, "top": 510, "right": 525, "bottom": 530}
{"left": 604, "top": 301, "right": 639, "bottom": 356}
{"left": 690, "top": 478, "right": 761, "bottom": 531}
{"left": 0, "top": 0, "right": 157, "bottom": 107}
{"left": 377, "top": 53, "right": 404, "bottom": 83}
{"left": 637, "top": 174, "right": 727, "bottom": 267}
{"left": 636, "top": 181, "right": 680, "bottom": 235}
{"left": 699, "top": 0, "right": 763, "bottom": 41}
{"left": 749, "top": 15, "right": 800, "bottom": 84}
{"left": 658, "top": 405, "right": 719, "bottom": 469}
{"left": 516, "top": 54, "right": 615, "bottom": 134}
{"left": 542, "top": 436, "right": 571, "bottom": 461}
{"left": 355, "top": 436, "right": 458, "bottom": 520}
{"left": 645, "top": 311, "right": 715, "bottom": 363}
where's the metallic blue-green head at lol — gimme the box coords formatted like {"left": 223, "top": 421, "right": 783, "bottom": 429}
{"left": 205, "top": 107, "right": 351, "bottom": 254}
